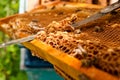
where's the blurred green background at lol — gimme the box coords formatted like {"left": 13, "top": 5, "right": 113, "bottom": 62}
{"left": 0, "top": 0, "right": 27, "bottom": 80}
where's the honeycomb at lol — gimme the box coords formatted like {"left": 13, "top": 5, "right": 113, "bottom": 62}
{"left": 0, "top": 3, "right": 119, "bottom": 79}
{"left": 0, "top": 6, "right": 100, "bottom": 39}
{"left": 1, "top": 18, "right": 43, "bottom": 39}
{"left": 45, "top": 14, "right": 77, "bottom": 33}
{"left": 36, "top": 10, "right": 120, "bottom": 78}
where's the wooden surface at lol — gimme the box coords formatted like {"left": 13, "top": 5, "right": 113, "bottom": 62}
{"left": 31, "top": 1, "right": 103, "bottom": 12}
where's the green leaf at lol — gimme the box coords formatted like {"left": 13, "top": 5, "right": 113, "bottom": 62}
{"left": 6, "top": 70, "right": 11, "bottom": 75}
{"left": 0, "top": 73, "right": 6, "bottom": 80}
{"left": 0, "top": 0, "right": 27, "bottom": 80}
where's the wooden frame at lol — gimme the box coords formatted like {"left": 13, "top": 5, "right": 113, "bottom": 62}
{"left": 23, "top": 40, "right": 119, "bottom": 80}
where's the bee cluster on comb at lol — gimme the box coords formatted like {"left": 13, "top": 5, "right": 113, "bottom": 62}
{"left": 36, "top": 12, "right": 120, "bottom": 78}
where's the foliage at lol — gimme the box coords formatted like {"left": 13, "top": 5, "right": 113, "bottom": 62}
{"left": 0, "top": 0, "right": 18, "bottom": 17}
{"left": 0, "top": 0, "right": 27, "bottom": 80}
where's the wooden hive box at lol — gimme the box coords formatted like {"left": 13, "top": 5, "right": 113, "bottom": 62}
{"left": 0, "top": 2, "right": 119, "bottom": 80}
